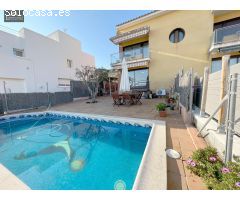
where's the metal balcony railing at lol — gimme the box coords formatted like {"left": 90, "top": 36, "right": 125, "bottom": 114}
{"left": 130, "top": 80, "right": 149, "bottom": 91}
{"left": 213, "top": 23, "right": 240, "bottom": 45}
{"left": 111, "top": 46, "right": 149, "bottom": 65}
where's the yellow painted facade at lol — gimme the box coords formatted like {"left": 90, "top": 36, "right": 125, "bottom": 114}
{"left": 113, "top": 10, "right": 240, "bottom": 91}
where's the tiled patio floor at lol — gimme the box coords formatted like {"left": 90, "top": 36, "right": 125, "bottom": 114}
{"left": 51, "top": 96, "right": 207, "bottom": 190}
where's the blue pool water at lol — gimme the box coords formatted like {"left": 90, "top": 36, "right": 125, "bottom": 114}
{"left": 0, "top": 113, "right": 151, "bottom": 190}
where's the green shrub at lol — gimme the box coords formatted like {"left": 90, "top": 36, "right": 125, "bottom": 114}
{"left": 155, "top": 103, "right": 166, "bottom": 111}
{"left": 186, "top": 146, "right": 240, "bottom": 190}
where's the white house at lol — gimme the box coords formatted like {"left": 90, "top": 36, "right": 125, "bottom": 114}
{"left": 0, "top": 27, "right": 95, "bottom": 93}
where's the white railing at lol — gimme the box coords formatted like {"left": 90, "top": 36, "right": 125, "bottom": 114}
{"left": 111, "top": 46, "right": 149, "bottom": 65}
{"left": 213, "top": 23, "right": 240, "bottom": 45}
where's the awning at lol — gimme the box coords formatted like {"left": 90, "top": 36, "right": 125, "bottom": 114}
{"left": 110, "top": 26, "right": 150, "bottom": 45}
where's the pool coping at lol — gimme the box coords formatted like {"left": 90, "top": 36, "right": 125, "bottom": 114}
{"left": 0, "top": 111, "right": 167, "bottom": 190}
{"left": 0, "top": 164, "right": 30, "bottom": 190}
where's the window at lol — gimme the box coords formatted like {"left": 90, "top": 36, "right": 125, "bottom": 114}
{"left": 58, "top": 78, "right": 71, "bottom": 87}
{"left": 13, "top": 48, "right": 24, "bottom": 57}
{"left": 211, "top": 59, "right": 222, "bottom": 73}
{"left": 230, "top": 56, "right": 240, "bottom": 65}
{"left": 128, "top": 68, "right": 149, "bottom": 89}
{"left": 169, "top": 28, "right": 185, "bottom": 43}
{"left": 229, "top": 57, "right": 238, "bottom": 66}
{"left": 67, "top": 59, "right": 72, "bottom": 68}
{"left": 123, "top": 42, "right": 149, "bottom": 60}
{"left": 211, "top": 55, "right": 240, "bottom": 73}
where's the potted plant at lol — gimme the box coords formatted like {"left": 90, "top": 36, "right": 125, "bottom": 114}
{"left": 167, "top": 97, "right": 175, "bottom": 110}
{"left": 156, "top": 103, "right": 167, "bottom": 117}
{"left": 167, "top": 97, "right": 175, "bottom": 104}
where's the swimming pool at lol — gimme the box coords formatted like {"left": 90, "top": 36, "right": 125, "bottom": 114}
{"left": 0, "top": 112, "right": 152, "bottom": 190}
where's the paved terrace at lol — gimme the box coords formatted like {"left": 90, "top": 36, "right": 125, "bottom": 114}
{"left": 51, "top": 96, "right": 207, "bottom": 190}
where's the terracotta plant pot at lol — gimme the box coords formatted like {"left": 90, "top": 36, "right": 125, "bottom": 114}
{"left": 159, "top": 110, "right": 167, "bottom": 117}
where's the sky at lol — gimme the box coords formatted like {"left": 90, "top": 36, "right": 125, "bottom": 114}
{"left": 0, "top": 10, "right": 150, "bottom": 69}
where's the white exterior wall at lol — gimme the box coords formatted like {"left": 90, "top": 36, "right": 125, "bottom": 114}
{"left": 0, "top": 28, "right": 95, "bottom": 93}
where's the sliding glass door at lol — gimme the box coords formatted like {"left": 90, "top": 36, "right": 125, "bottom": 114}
{"left": 128, "top": 68, "right": 149, "bottom": 91}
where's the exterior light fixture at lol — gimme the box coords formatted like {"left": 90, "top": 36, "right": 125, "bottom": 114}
{"left": 165, "top": 148, "right": 181, "bottom": 159}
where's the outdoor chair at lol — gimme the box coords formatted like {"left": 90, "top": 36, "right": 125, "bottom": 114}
{"left": 112, "top": 93, "right": 122, "bottom": 106}
{"left": 122, "top": 93, "right": 134, "bottom": 106}
{"left": 134, "top": 92, "right": 143, "bottom": 105}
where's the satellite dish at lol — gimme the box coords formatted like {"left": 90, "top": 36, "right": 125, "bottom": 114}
{"left": 166, "top": 149, "right": 181, "bottom": 159}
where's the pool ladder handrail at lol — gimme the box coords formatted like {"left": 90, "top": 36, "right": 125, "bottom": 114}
{"left": 197, "top": 95, "right": 228, "bottom": 137}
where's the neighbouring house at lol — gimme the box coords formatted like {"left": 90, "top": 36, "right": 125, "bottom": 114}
{"left": 110, "top": 10, "right": 240, "bottom": 92}
{"left": 0, "top": 27, "right": 95, "bottom": 93}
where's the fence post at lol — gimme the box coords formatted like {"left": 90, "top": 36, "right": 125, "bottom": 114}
{"left": 200, "top": 67, "right": 209, "bottom": 117}
{"left": 218, "top": 55, "right": 230, "bottom": 132}
{"left": 3, "top": 81, "right": 8, "bottom": 114}
{"left": 109, "top": 77, "right": 112, "bottom": 96}
{"left": 46, "top": 82, "right": 51, "bottom": 107}
{"left": 225, "top": 73, "right": 238, "bottom": 163}
{"left": 0, "top": 94, "right": 4, "bottom": 115}
{"left": 70, "top": 80, "right": 73, "bottom": 97}
{"left": 189, "top": 68, "right": 194, "bottom": 122}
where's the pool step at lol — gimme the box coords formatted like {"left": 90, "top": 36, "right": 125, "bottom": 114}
{"left": 39, "top": 158, "right": 68, "bottom": 176}
{"left": 18, "top": 166, "right": 43, "bottom": 189}
{"left": 18, "top": 166, "right": 41, "bottom": 178}
{"left": 18, "top": 158, "right": 68, "bottom": 189}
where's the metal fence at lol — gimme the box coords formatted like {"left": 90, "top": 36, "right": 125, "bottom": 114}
{"left": 224, "top": 73, "right": 240, "bottom": 162}
{"left": 70, "top": 80, "right": 89, "bottom": 98}
{"left": 174, "top": 72, "right": 191, "bottom": 110}
{"left": 174, "top": 69, "right": 202, "bottom": 111}
{"left": 173, "top": 61, "right": 240, "bottom": 163}
{"left": 192, "top": 77, "right": 202, "bottom": 109}
{"left": 0, "top": 92, "right": 73, "bottom": 114}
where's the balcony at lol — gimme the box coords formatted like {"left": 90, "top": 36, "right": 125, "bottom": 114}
{"left": 110, "top": 26, "right": 150, "bottom": 45}
{"left": 210, "top": 23, "right": 240, "bottom": 53}
{"left": 111, "top": 46, "right": 150, "bottom": 69}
